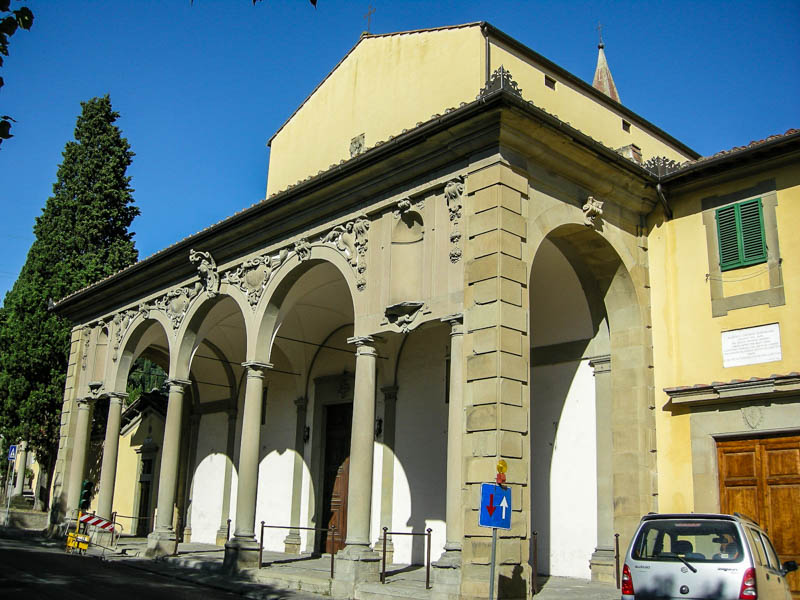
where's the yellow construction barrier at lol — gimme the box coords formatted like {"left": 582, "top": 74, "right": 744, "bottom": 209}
{"left": 65, "top": 511, "right": 90, "bottom": 555}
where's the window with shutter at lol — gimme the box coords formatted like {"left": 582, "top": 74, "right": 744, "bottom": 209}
{"left": 715, "top": 198, "right": 767, "bottom": 271}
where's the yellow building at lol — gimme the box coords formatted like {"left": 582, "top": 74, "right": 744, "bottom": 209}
{"left": 49, "top": 22, "right": 798, "bottom": 600}
{"left": 649, "top": 129, "right": 800, "bottom": 596}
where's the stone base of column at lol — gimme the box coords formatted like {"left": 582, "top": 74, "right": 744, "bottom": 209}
{"left": 145, "top": 528, "right": 176, "bottom": 558}
{"left": 373, "top": 535, "right": 394, "bottom": 564}
{"left": 590, "top": 546, "right": 617, "bottom": 583}
{"left": 431, "top": 547, "right": 462, "bottom": 600}
{"left": 215, "top": 526, "right": 230, "bottom": 547}
{"left": 223, "top": 536, "right": 261, "bottom": 572}
{"left": 182, "top": 526, "right": 192, "bottom": 543}
{"left": 331, "top": 544, "right": 380, "bottom": 598}
{"left": 284, "top": 531, "right": 302, "bottom": 554}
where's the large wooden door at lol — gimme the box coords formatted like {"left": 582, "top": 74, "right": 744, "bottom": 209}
{"left": 321, "top": 403, "right": 352, "bottom": 555}
{"left": 718, "top": 434, "right": 800, "bottom": 598}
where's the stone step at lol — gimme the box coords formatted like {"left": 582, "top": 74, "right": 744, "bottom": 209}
{"left": 253, "top": 565, "right": 333, "bottom": 596}
{"left": 356, "top": 581, "right": 433, "bottom": 600}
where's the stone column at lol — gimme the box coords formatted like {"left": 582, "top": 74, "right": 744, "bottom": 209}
{"left": 216, "top": 408, "right": 237, "bottom": 545}
{"left": 96, "top": 393, "right": 126, "bottom": 519}
{"left": 146, "top": 378, "right": 190, "bottom": 557}
{"left": 12, "top": 440, "right": 28, "bottom": 497}
{"left": 66, "top": 398, "right": 93, "bottom": 515}
{"left": 224, "top": 362, "right": 271, "bottom": 571}
{"left": 377, "top": 386, "right": 397, "bottom": 562}
{"left": 435, "top": 314, "right": 465, "bottom": 577}
{"left": 284, "top": 396, "right": 308, "bottom": 554}
{"left": 589, "top": 355, "right": 615, "bottom": 582}
{"left": 333, "top": 336, "right": 380, "bottom": 597}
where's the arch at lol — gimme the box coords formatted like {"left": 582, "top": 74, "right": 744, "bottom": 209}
{"left": 110, "top": 313, "right": 173, "bottom": 394}
{"left": 173, "top": 293, "right": 250, "bottom": 381}
{"left": 254, "top": 246, "right": 360, "bottom": 363}
{"left": 527, "top": 217, "right": 655, "bottom": 579}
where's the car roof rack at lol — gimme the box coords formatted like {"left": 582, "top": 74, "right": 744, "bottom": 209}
{"left": 733, "top": 512, "right": 759, "bottom": 526}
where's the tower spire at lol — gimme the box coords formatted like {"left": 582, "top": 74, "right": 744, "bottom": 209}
{"left": 592, "top": 24, "right": 621, "bottom": 103}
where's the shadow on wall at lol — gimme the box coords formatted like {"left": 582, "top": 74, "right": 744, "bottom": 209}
{"left": 529, "top": 358, "right": 582, "bottom": 576}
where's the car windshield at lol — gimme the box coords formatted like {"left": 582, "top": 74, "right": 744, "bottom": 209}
{"left": 632, "top": 519, "right": 744, "bottom": 563}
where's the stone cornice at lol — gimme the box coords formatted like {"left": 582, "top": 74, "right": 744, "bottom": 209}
{"left": 664, "top": 373, "right": 800, "bottom": 407}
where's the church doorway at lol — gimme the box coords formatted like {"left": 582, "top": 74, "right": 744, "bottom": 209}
{"left": 320, "top": 402, "right": 352, "bottom": 554}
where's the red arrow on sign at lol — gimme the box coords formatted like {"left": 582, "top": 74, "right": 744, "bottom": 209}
{"left": 486, "top": 493, "right": 496, "bottom": 517}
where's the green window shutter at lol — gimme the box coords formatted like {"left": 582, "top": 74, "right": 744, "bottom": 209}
{"left": 739, "top": 198, "right": 767, "bottom": 265}
{"left": 716, "top": 198, "right": 767, "bottom": 271}
{"left": 716, "top": 205, "right": 740, "bottom": 269}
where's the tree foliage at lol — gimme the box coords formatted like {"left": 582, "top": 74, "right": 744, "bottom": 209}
{"left": 0, "top": 96, "right": 139, "bottom": 477}
{"left": 0, "top": 0, "right": 34, "bottom": 147}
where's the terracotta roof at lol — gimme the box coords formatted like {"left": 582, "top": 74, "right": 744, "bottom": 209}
{"left": 689, "top": 128, "right": 800, "bottom": 165}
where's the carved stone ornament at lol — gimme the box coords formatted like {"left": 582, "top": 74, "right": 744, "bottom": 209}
{"left": 155, "top": 286, "right": 199, "bottom": 330}
{"left": 478, "top": 66, "right": 523, "bottom": 99}
{"left": 111, "top": 305, "right": 149, "bottom": 361}
{"left": 81, "top": 325, "right": 91, "bottom": 370}
{"left": 741, "top": 406, "right": 763, "bottom": 430}
{"left": 320, "top": 217, "right": 370, "bottom": 291}
{"left": 350, "top": 133, "right": 365, "bottom": 158}
{"left": 643, "top": 156, "right": 683, "bottom": 177}
{"left": 294, "top": 238, "right": 312, "bottom": 262}
{"left": 189, "top": 249, "right": 219, "bottom": 298}
{"left": 582, "top": 196, "right": 604, "bottom": 227}
{"left": 445, "top": 177, "right": 465, "bottom": 263}
{"left": 382, "top": 301, "right": 426, "bottom": 333}
{"left": 222, "top": 249, "right": 288, "bottom": 309}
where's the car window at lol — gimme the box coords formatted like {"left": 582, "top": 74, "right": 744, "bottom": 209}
{"left": 633, "top": 519, "right": 743, "bottom": 563}
{"left": 745, "top": 527, "right": 766, "bottom": 566}
{"left": 758, "top": 531, "right": 781, "bottom": 570}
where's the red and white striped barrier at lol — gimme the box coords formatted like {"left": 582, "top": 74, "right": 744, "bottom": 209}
{"left": 79, "top": 513, "right": 114, "bottom": 531}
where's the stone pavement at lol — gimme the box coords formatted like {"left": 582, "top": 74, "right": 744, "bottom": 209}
{"left": 88, "top": 536, "right": 621, "bottom": 600}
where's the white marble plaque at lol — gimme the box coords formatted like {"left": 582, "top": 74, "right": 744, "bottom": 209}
{"left": 722, "top": 323, "right": 782, "bottom": 368}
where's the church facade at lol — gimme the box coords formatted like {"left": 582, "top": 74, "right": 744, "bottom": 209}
{"left": 49, "top": 23, "right": 800, "bottom": 599}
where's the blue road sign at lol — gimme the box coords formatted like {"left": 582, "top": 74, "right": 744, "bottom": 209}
{"left": 479, "top": 482, "right": 512, "bottom": 530}
{"left": 7, "top": 444, "right": 17, "bottom": 462}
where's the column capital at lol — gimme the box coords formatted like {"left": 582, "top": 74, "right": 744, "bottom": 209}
{"left": 165, "top": 378, "right": 192, "bottom": 391}
{"left": 294, "top": 396, "right": 308, "bottom": 410}
{"left": 347, "top": 336, "right": 377, "bottom": 357}
{"left": 589, "top": 354, "right": 611, "bottom": 375}
{"left": 381, "top": 385, "right": 398, "bottom": 403}
{"left": 77, "top": 396, "right": 94, "bottom": 408}
{"left": 241, "top": 361, "right": 272, "bottom": 377}
{"left": 441, "top": 313, "right": 464, "bottom": 335}
{"left": 108, "top": 391, "right": 128, "bottom": 404}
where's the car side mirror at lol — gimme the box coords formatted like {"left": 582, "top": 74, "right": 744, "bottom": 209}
{"left": 783, "top": 560, "right": 798, "bottom": 573}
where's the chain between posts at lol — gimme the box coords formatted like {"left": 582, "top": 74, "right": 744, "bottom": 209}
{"left": 259, "top": 523, "right": 337, "bottom": 577}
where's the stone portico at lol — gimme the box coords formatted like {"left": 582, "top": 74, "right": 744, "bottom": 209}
{"left": 49, "top": 23, "right": 697, "bottom": 600}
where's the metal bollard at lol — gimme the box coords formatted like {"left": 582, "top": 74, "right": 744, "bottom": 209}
{"left": 330, "top": 526, "right": 336, "bottom": 578}
{"left": 615, "top": 533, "right": 620, "bottom": 589}
{"left": 259, "top": 521, "right": 265, "bottom": 568}
{"left": 226, "top": 518, "right": 231, "bottom": 541}
{"left": 532, "top": 530, "right": 539, "bottom": 595}
{"left": 425, "top": 528, "right": 432, "bottom": 590}
{"left": 381, "top": 527, "right": 388, "bottom": 584}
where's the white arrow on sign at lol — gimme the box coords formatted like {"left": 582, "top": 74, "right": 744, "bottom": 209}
{"left": 500, "top": 496, "right": 508, "bottom": 520}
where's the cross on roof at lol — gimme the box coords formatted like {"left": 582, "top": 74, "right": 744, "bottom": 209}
{"left": 364, "top": 5, "right": 375, "bottom": 34}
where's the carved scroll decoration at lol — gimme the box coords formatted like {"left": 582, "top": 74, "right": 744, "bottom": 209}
{"left": 189, "top": 249, "right": 219, "bottom": 298}
{"left": 111, "top": 304, "right": 150, "bottom": 361}
{"left": 320, "top": 217, "right": 370, "bottom": 291}
{"left": 582, "top": 196, "right": 604, "bottom": 227}
{"left": 222, "top": 249, "right": 288, "bottom": 309}
{"left": 81, "top": 325, "right": 91, "bottom": 370}
{"left": 445, "top": 177, "right": 465, "bottom": 263}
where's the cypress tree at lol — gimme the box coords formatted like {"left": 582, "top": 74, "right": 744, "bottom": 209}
{"left": 0, "top": 95, "right": 139, "bottom": 507}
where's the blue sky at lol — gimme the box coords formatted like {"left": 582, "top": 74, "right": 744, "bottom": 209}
{"left": 1, "top": 1, "right": 798, "bottom": 301}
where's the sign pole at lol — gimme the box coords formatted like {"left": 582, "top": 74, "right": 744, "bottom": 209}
{"left": 488, "top": 526, "right": 498, "bottom": 600}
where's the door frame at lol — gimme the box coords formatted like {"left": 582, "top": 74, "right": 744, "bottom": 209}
{"left": 307, "top": 372, "right": 355, "bottom": 554}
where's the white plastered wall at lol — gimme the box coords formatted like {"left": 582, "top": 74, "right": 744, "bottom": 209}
{"left": 191, "top": 412, "right": 229, "bottom": 544}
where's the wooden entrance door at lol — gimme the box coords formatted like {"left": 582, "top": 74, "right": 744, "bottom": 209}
{"left": 321, "top": 403, "right": 352, "bottom": 555}
{"left": 718, "top": 434, "right": 800, "bottom": 598}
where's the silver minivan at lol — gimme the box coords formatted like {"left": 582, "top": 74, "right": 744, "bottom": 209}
{"left": 622, "top": 513, "right": 797, "bottom": 599}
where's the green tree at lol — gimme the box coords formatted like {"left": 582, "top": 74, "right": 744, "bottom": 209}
{"left": 0, "top": 1, "right": 34, "bottom": 147}
{"left": 0, "top": 95, "right": 139, "bottom": 509}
